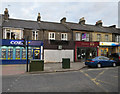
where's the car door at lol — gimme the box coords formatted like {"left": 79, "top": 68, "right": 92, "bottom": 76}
{"left": 99, "top": 57, "right": 106, "bottom": 66}
{"left": 102, "top": 57, "right": 111, "bottom": 66}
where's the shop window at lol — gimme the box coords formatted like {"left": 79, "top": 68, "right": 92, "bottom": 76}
{"left": 97, "top": 34, "right": 101, "bottom": 41}
{"left": 2, "top": 49, "right": 6, "bottom": 59}
{"left": 61, "top": 33, "right": 67, "bottom": 40}
{"left": 32, "top": 31, "right": 38, "bottom": 40}
{"left": 82, "top": 33, "right": 89, "bottom": 41}
{"left": 28, "top": 49, "right": 32, "bottom": 59}
{"left": 16, "top": 49, "right": 20, "bottom": 59}
{"left": 4, "top": 29, "right": 22, "bottom": 39}
{"left": 101, "top": 48, "right": 109, "bottom": 57}
{"left": 22, "top": 49, "right": 26, "bottom": 59}
{"left": 49, "top": 32, "right": 55, "bottom": 40}
{"left": 76, "top": 32, "right": 81, "bottom": 41}
{"left": 8, "top": 48, "right": 13, "bottom": 59}
{"left": 105, "top": 35, "right": 109, "bottom": 42}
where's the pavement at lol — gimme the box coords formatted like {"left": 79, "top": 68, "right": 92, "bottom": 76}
{"left": 1, "top": 62, "right": 85, "bottom": 76}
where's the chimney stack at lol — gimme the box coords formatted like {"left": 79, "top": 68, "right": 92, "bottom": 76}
{"left": 95, "top": 20, "right": 103, "bottom": 26}
{"left": 79, "top": 17, "right": 85, "bottom": 25}
{"left": 4, "top": 8, "right": 9, "bottom": 20}
{"left": 60, "top": 17, "right": 66, "bottom": 24}
{"left": 37, "top": 13, "right": 41, "bottom": 22}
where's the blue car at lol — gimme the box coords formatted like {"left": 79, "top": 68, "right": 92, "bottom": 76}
{"left": 85, "top": 56, "right": 117, "bottom": 68}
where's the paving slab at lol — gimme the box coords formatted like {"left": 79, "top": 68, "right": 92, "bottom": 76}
{"left": 1, "top": 62, "right": 85, "bottom": 76}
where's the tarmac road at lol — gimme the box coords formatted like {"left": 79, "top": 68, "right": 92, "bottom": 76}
{"left": 2, "top": 66, "right": 119, "bottom": 93}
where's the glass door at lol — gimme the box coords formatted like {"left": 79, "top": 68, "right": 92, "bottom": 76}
{"left": 81, "top": 49, "right": 86, "bottom": 62}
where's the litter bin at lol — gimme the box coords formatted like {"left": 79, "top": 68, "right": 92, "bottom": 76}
{"left": 29, "top": 60, "right": 44, "bottom": 72}
{"left": 62, "top": 58, "right": 70, "bottom": 69}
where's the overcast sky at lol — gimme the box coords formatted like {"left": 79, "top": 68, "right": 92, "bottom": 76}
{"left": 0, "top": 1, "right": 120, "bottom": 27}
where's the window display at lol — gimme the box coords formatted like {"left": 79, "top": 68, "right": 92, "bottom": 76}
{"left": 22, "top": 49, "right": 26, "bottom": 59}
{"left": 8, "top": 48, "right": 13, "bottom": 59}
{"left": 2, "top": 49, "right": 6, "bottom": 59}
{"left": 16, "top": 49, "right": 20, "bottom": 59}
{"left": 28, "top": 49, "right": 32, "bottom": 59}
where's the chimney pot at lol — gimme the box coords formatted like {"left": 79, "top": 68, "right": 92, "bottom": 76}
{"left": 4, "top": 8, "right": 9, "bottom": 20}
{"left": 37, "top": 13, "right": 41, "bottom": 22}
{"left": 79, "top": 17, "right": 85, "bottom": 25}
{"left": 95, "top": 20, "right": 103, "bottom": 26}
{"left": 60, "top": 17, "right": 66, "bottom": 23}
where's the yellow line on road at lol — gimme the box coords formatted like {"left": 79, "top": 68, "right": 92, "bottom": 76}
{"left": 80, "top": 70, "right": 109, "bottom": 93}
{"left": 97, "top": 80, "right": 118, "bottom": 87}
{"left": 95, "top": 70, "right": 105, "bottom": 79}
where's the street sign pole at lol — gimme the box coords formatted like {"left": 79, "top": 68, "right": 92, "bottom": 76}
{"left": 26, "top": 36, "right": 29, "bottom": 72}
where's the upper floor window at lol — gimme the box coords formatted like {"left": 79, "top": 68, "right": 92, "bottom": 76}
{"left": 3, "top": 28, "right": 23, "bottom": 39}
{"left": 76, "top": 32, "right": 81, "bottom": 41}
{"left": 115, "top": 35, "right": 120, "bottom": 42}
{"left": 105, "top": 35, "right": 109, "bottom": 42}
{"left": 97, "top": 34, "right": 101, "bottom": 41}
{"left": 61, "top": 33, "right": 67, "bottom": 40}
{"left": 82, "top": 33, "right": 89, "bottom": 41}
{"left": 49, "top": 32, "right": 55, "bottom": 40}
{"left": 32, "top": 31, "right": 38, "bottom": 40}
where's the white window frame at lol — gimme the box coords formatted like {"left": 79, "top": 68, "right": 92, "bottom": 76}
{"left": 4, "top": 28, "right": 23, "bottom": 39}
{"left": 49, "top": 32, "right": 55, "bottom": 40}
{"left": 61, "top": 33, "right": 67, "bottom": 41}
{"left": 32, "top": 31, "right": 38, "bottom": 40}
{"left": 76, "top": 32, "right": 81, "bottom": 41}
{"left": 105, "top": 35, "right": 109, "bottom": 42}
{"left": 97, "top": 34, "right": 101, "bottom": 41}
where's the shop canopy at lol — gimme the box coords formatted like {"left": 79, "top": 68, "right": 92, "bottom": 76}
{"left": 99, "top": 42, "right": 119, "bottom": 46}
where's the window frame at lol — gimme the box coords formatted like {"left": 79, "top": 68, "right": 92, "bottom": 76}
{"left": 4, "top": 28, "right": 23, "bottom": 39}
{"left": 76, "top": 32, "right": 81, "bottom": 41}
{"left": 61, "top": 33, "right": 68, "bottom": 41}
{"left": 105, "top": 35, "right": 109, "bottom": 42}
{"left": 32, "top": 31, "right": 38, "bottom": 40}
{"left": 97, "top": 34, "right": 101, "bottom": 41}
{"left": 49, "top": 32, "right": 55, "bottom": 40}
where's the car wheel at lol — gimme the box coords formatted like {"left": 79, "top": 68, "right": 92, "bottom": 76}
{"left": 112, "top": 63, "right": 116, "bottom": 67}
{"left": 97, "top": 63, "right": 101, "bottom": 68}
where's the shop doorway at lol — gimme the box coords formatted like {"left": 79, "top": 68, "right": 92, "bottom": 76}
{"left": 33, "top": 49, "right": 41, "bottom": 59}
{"left": 77, "top": 48, "right": 86, "bottom": 62}
{"left": 77, "top": 47, "right": 97, "bottom": 62}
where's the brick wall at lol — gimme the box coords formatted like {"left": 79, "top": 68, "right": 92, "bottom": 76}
{"left": 92, "top": 32, "right": 112, "bottom": 42}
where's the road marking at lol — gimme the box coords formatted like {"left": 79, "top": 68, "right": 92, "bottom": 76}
{"left": 95, "top": 70, "right": 105, "bottom": 79}
{"left": 97, "top": 80, "right": 117, "bottom": 87}
{"left": 84, "top": 67, "right": 118, "bottom": 71}
{"left": 80, "top": 70, "right": 109, "bottom": 92}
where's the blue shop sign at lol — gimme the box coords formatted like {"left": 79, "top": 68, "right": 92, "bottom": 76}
{"left": 2, "top": 39, "right": 43, "bottom": 46}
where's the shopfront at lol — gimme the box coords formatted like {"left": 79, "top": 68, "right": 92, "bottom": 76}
{"left": 99, "top": 42, "right": 119, "bottom": 57}
{"left": 75, "top": 41, "right": 99, "bottom": 62}
{"left": 0, "top": 39, "right": 43, "bottom": 64}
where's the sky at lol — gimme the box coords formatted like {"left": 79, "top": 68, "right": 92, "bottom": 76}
{"left": 0, "top": 0, "right": 120, "bottom": 27}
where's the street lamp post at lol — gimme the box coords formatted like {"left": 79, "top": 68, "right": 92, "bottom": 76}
{"left": 26, "top": 36, "right": 29, "bottom": 72}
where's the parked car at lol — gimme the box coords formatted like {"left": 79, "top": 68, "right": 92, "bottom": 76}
{"left": 109, "top": 53, "right": 120, "bottom": 66}
{"left": 85, "top": 56, "right": 117, "bottom": 68}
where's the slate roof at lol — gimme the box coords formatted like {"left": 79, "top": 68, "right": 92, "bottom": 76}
{"left": 2, "top": 18, "right": 40, "bottom": 30}
{"left": 1, "top": 17, "right": 120, "bottom": 34}
{"left": 64, "top": 22, "right": 120, "bottom": 34}
{"left": 39, "top": 21, "right": 70, "bottom": 32}
{"left": 2, "top": 18, "right": 70, "bottom": 32}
